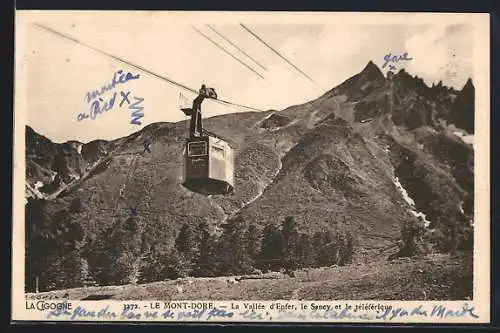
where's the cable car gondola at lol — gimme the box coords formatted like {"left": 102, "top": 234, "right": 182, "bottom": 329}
{"left": 181, "top": 85, "right": 235, "bottom": 196}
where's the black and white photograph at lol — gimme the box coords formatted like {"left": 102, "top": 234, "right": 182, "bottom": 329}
{"left": 13, "top": 11, "right": 490, "bottom": 323}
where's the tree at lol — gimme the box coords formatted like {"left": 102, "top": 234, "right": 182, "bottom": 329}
{"left": 175, "top": 223, "right": 202, "bottom": 274}
{"left": 280, "top": 216, "right": 300, "bottom": 271}
{"left": 79, "top": 257, "right": 97, "bottom": 287}
{"left": 215, "top": 216, "right": 254, "bottom": 276}
{"left": 86, "top": 226, "right": 116, "bottom": 285}
{"left": 296, "top": 233, "right": 315, "bottom": 268}
{"left": 397, "top": 217, "right": 427, "bottom": 257}
{"left": 139, "top": 244, "right": 186, "bottom": 284}
{"left": 25, "top": 199, "right": 48, "bottom": 292}
{"left": 311, "top": 232, "right": 324, "bottom": 268}
{"left": 457, "top": 223, "right": 473, "bottom": 251}
{"left": 162, "top": 248, "right": 188, "bottom": 279}
{"left": 194, "top": 221, "right": 218, "bottom": 277}
{"left": 90, "top": 216, "right": 143, "bottom": 285}
{"left": 243, "top": 224, "right": 261, "bottom": 265}
{"left": 59, "top": 250, "right": 88, "bottom": 289}
{"left": 25, "top": 199, "right": 87, "bottom": 291}
{"left": 338, "top": 232, "right": 355, "bottom": 266}
{"left": 314, "top": 230, "right": 335, "bottom": 267}
{"left": 69, "top": 197, "right": 83, "bottom": 214}
{"left": 257, "top": 223, "right": 283, "bottom": 272}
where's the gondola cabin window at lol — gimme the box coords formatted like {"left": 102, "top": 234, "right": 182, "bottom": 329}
{"left": 211, "top": 145, "right": 225, "bottom": 160}
{"left": 187, "top": 141, "right": 208, "bottom": 157}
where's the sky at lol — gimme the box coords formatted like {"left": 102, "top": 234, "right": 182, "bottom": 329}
{"left": 16, "top": 11, "right": 480, "bottom": 143}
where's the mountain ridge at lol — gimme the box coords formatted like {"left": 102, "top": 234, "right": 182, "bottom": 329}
{"left": 24, "top": 60, "right": 475, "bottom": 291}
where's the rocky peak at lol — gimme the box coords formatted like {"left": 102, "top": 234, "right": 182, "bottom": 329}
{"left": 360, "top": 61, "right": 385, "bottom": 81}
{"left": 462, "top": 78, "right": 474, "bottom": 92}
{"left": 332, "top": 61, "right": 386, "bottom": 100}
{"left": 448, "top": 78, "right": 475, "bottom": 134}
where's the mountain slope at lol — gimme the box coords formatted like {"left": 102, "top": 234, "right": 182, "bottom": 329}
{"left": 25, "top": 61, "right": 475, "bottom": 291}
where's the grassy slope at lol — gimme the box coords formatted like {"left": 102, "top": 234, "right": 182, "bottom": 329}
{"left": 26, "top": 64, "right": 475, "bottom": 297}
{"left": 31, "top": 64, "right": 472, "bottom": 248}
{"left": 26, "top": 252, "right": 472, "bottom": 301}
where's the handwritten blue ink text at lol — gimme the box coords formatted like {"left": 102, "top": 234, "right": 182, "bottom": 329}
{"left": 85, "top": 70, "right": 140, "bottom": 104}
{"left": 376, "top": 303, "right": 479, "bottom": 321}
{"left": 77, "top": 90, "right": 145, "bottom": 125}
{"left": 382, "top": 52, "right": 413, "bottom": 71}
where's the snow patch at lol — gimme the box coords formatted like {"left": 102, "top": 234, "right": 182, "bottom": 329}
{"left": 453, "top": 131, "right": 474, "bottom": 146}
{"left": 307, "top": 109, "right": 323, "bottom": 128}
{"left": 256, "top": 113, "right": 300, "bottom": 132}
{"left": 69, "top": 174, "right": 81, "bottom": 181}
{"left": 393, "top": 176, "right": 431, "bottom": 227}
{"left": 242, "top": 187, "right": 265, "bottom": 207}
{"left": 77, "top": 144, "right": 82, "bottom": 155}
{"left": 458, "top": 202, "right": 474, "bottom": 227}
{"left": 26, "top": 182, "right": 46, "bottom": 200}
{"left": 394, "top": 176, "right": 415, "bottom": 206}
{"left": 409, "top": 210, "right": 431, "bottom": 226}
{"left": 254, "top": 112, "right": 275, "bottom": 129}
{"left": 459, "top": 202, "right": 465, "bottom": 215}
{"left": 34, "top": 181, "right": 44, "bottom": 189}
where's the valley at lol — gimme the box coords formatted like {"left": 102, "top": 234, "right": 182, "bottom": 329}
{"left": 24, "top": 61, "right": 475, "bottom": 297}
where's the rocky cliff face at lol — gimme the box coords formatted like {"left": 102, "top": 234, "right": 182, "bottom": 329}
{"left": 25, "top": 127, "right": 113, "bottom": 200}
{"left": 448, "top": 78, "right": 475, "bottom": 134}
{"left": 25, "top": 61, "right": 474, "bottom": 260}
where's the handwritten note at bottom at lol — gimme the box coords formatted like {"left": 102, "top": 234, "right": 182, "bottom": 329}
{"left": 24, "top": 300, "right": 483, "bottom": 323}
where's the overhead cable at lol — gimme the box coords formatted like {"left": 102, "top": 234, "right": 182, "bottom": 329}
{"left": 206, "top": 24, "right": 268, "bottom": 72}
{"left": 191, "top": 26, "right": 266, "bottom": 81}
{"left": 34, "top": 23, "right": 264, "bottom": 112}
{"left": 240, "top": 23, "right": 317, "bottom": 86}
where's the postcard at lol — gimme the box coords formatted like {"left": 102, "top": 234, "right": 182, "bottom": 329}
{"left": 12, "top": 10, "right": 490, "bottom": 323}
